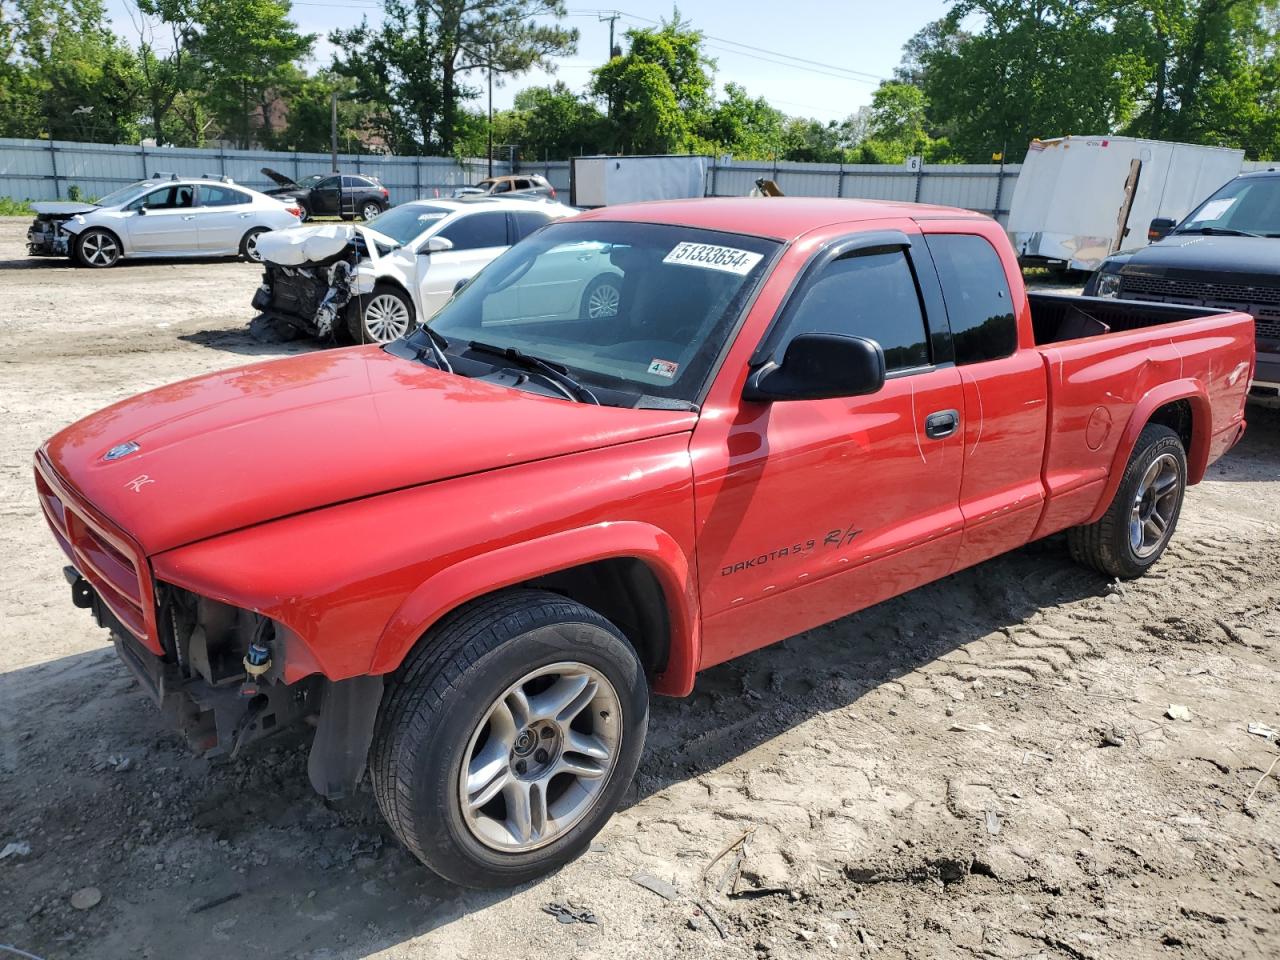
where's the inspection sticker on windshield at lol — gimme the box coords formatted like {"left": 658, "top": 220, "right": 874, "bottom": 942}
{"left": 663, "top": 241, "right": 762, "bottom": 275}
{"left": 1189, "top": 197, "right": 1237, "bottom": 222}
{"left": 647, "top": 358, "right": 679, "bottom": 379}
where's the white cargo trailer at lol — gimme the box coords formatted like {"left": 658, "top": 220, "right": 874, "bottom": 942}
{"left": 1007, "top": 136, "right": 1243, "bottom": 272}
{"left": 570, "top": 155, "right": 710, "bottom": 208}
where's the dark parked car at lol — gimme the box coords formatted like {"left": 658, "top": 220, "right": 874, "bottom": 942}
{"left": 261, "top": 168, "right": 391, "bottom": 221}
{"left": 453, "top": 174, "right": 557, "bottom": 200}
{"left": 1085, "top": 169, "right": 1280, "bottom": 406}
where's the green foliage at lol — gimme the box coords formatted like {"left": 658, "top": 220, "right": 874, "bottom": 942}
{"left": 0, "top": 197, "right": 34, "bottom": 215}
{"left": 332, "top": 0, "right": 577, "bottom": 154}
{"left": 508, "top": 82, "right": 606, "bottom": 160}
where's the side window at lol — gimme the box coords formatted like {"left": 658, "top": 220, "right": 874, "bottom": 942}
{"left": 438, "top": 211, "right": 509, "bottom": 250}
{"left": 924, "top": 234, "right": 1017, "bottom": 365}
{"left": 491, "top": 179, "right": 512, "bottom": 193}
{"left": 318, "top": 176, "right": 341, "bottom": 191}
{"left": 782, "top": 248, "right": 930, "bottom": 373}
{"left": 511, "top": 210, "right": 553, "bottom": 240}
{"left": 198, "top": 185, "right": 248, "bottom": 206}
{"left": 513, "top": 179, "right": 532, "bottom": 190}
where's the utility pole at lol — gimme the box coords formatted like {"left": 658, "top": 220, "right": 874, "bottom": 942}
{"left": 599, "top": 10, "right": 620, "bottom": 61}
{"left": 330, "top": 91, "right": 338, "bottom": 172}
{"left": 487, "top": 44, "right": 494, "bottom": 177}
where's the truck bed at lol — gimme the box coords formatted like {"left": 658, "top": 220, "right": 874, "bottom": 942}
{"left": 1029, "top": 292, "right": 1230, "bottom": 345}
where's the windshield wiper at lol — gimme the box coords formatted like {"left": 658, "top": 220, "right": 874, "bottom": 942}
{"left": 1176, "top": 226, "right": 1263, "bottom": 238}
{"left": 467, "top": 340, "right": 600, "bottom": 404}
{"left": 413, "top": 325, "right": 452, "bottom": 373}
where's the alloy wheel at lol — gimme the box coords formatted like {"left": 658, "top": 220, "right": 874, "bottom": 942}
{"left": 587, "top": 281, "right": 620, "bottom": 319}
{"left": 1129, "top": 452, "right": 1180, "bottom": 558}
{"left": 459, "top": 661, "right": 622, "bottom": 852}
{"left": 363, "top": 294, "right": 412, "bottom": 342}
{"left": 82, "top": 232, "right": 119, "bottom": 267}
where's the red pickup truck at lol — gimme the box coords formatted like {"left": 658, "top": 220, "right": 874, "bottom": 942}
{"left": 35, "top": 198, "right": 1253, "bottom": 887}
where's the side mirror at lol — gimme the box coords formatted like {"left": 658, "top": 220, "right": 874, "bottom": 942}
{"left": 1148, "top": 217, "right": 1176, "bottom": 242}
{"left": 135, "top": 205, "right": 147, "bottom": 215}
{"left": 453, "top": 277, "right": 468, "bottom": 294}
{"left": 743, "top": 333, "right": 886, "bottom": 403}
{"left": 421, "top": 235, "right": 454, "bottom": 255}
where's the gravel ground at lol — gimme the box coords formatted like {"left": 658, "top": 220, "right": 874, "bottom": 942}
{"left": 0, "top": 216, "right": 1278, "bottom": 960}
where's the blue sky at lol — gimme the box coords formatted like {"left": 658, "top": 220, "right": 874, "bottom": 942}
{"left": 105, "top": 0, "right": 957, "bottom": 124}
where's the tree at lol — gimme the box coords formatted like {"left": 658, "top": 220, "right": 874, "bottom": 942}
{"left": 192, "top": 0, "right": 313, "bottom": 148}
{"left": 126, "top": 0, "right": 201, "bottom": 144}
{"left": 506, "top": 82, "right": 606, "bottom": 159}
{"left": 592, "top": 11, "right": 716, "bottom": 153}
{"left": 332, "top": 0, "right": 576, "bottom": 155}
{"left": 703, "top": 82, "right": 786, "bottom": 158}
{"left": 915, "top": 1, "right": 1148, "bottom": 160}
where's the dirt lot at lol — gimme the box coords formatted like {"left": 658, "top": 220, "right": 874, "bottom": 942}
{"left": 0, "top": 215, "right": 1277, "bottom": 960}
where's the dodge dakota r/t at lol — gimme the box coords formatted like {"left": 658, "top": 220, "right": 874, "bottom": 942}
{"left": 35, "top": 197, "right": 1253, "bottom": 887}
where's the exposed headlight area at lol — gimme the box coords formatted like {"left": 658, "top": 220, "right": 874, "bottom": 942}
{"left": 1095, "top": 271, "right": 1123, "bottom": 298}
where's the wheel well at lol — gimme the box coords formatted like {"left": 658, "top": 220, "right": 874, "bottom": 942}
{"left": 523, "top": 558, "right": 671, "bottom": 679}
{"left": 76, "top": 225, "right": 122, "bottom": 246}
{"left": 1148, "top": 398, "right": 1193, "bottom": 452}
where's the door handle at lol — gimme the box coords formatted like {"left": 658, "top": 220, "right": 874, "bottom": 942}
{"left": 924, "top": 409, "right": 959, "bottom": 440}
{"left": 182, "top": 215, "right": 196, "bottom": 220}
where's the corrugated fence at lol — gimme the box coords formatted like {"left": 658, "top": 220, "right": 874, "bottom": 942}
{"left": 2, "top": 139, "right": 1272, "bottom": 223}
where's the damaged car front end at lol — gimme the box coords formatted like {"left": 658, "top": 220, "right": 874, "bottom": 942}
{"left": 27, "top": 202, "right": 97, "bottom": 257}
{"left": 251, "top": 225, "right": 392, "bottom": 341}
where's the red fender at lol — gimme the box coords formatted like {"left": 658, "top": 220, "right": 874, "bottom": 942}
{"left": 1084, "top": 378, "right": 1211, "bottom": 525}
{"left": 368, "top": 521, "right": 702, "bottom": 697}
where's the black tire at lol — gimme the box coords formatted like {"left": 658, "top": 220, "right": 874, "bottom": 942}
{"left": 579, "top": 273, "right": 622, "bottom": 320}
{"left": 297, "top": 202, "right": 311, "bottom": 222}
{"left": 74, "top": 228, "right": 122, "bottom": 268}
{"left": 239, "top": 226, "right": 269, "bottom": 262}
{"left": 369, "top": 589, "right": 649, "bottom": 888}
{"left": 348, "top": 283, "right": 416, "bottom": 344}
{"left": 1068, "top": 423, "right": 1187, "bottom": 579}
{"left": 359, "top": 200, "right": 383, "bottom": 221}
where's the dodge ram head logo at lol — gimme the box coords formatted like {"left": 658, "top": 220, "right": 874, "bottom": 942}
{"left": 102, "top": 441, "right": 141, "bottom": 461}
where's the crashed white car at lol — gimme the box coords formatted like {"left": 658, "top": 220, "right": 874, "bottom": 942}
{"left": 250, "top": 196, "right": 615, "bottom": 343}
{"left": 26, "top": 175, "right": 303, "bottom": 267}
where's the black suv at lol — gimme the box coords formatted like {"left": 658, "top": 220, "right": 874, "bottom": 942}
{"left": 260, "top": 168, "right": 391, "bottom": 221}
{"left": 1086, "top": 169, "right": 1280, "bottom": 405}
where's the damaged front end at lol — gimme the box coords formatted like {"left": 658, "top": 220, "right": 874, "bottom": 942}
{"left": 250, "top": 226, "right": 378, "bottom": 340}
{"left": 27, "top": 202, "right": 97, "bottom": 256}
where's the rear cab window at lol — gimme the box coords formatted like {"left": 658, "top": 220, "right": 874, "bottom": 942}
{"left": 923, "top": 233, "right": 1017, "bottom": 364}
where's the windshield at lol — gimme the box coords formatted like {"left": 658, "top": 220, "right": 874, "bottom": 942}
{"left": 412, "top": 220, "right": 779, "bottom": 404}
{"left": 1178, "top": 176, "right": 1280, "bottom": 237}
{"left": 95, "top": 182, "right": 151, "bottom": 208}
{"left": 365, "top": 203, "right": 452, "bottom": 245}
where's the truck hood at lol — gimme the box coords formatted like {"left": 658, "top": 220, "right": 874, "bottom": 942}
{"left": 41, "top": 347, "right": 697, "bottom": 555}
{"left": 31, "top": 201, "right": 98, "bottom": 216}
{"left": 1122, "top": 234, "right": 1280, "bottom": 280}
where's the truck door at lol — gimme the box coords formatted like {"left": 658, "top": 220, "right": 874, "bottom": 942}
{"left": 691, "top": 229, "right": 966, "bottom": 667}
{"left": 919, "top": 225, "right": 1048, "bottom": 572}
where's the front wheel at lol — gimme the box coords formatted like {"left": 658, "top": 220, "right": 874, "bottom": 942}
{"left": 349, "top": 284, "right": 415, "bottom": 343}
{"left": 240, "top": 227, "right": 269, "bottom": 262}
{"left": 1068, "top": 423, "right": 1187, "bottom": 578}
{"left": 369, "top": 590, "right": 648, "bottom": 888}
{"left": 75, "top": 228, "right": 121, "bottom": 268}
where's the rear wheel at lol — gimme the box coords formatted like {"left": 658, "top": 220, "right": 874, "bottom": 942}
{"left": 580, "top": 273, "right": 621, "bottom": 320}
{"left": 75, "top": 228, "right": 121, "bottom": 268}
{"left": 1068, "top": 423, "right": 1187, "bottom": 578}
{"left": 349, "top": 284, "right": 415, "bottom": 343}
{"left": 369, "top": 590, "right": 648, "bottom": 888}
{"left": 360, "top": 200, "right": 383, "bottom": 221}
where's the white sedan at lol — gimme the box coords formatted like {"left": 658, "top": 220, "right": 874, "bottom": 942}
{"left": 26, "top": 176, "right": 303, "bottom": 268}
{"left": 253, "top": 196, "right": 621, "bottom": 343}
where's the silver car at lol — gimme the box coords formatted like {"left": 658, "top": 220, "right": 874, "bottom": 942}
{"left": 27, "top": 175, "right": 303, "bottom": 268}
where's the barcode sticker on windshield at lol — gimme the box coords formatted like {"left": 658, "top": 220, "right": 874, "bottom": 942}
{"left": 663, "top": 242, "right": 762, "bottom": 275}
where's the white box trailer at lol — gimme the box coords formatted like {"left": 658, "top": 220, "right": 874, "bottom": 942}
{"left": 570, "top": 155, "right": 710, "bottom": 208}
{"left": 1007, "top": 136, "right": 1243, "bottom": 272}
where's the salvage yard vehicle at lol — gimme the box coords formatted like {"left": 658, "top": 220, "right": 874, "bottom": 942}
{"left": 26, "top": 175, "right": 302, "bottom": 267}
{"left": 250, "top": 195, "right": 587, "bottom": 343}
{"left": 453, "top": 174, "right": 558, "bottom": 199}
{"left": 36, "top": 197, "right": 1253, "bottom": 888}
{"left": 1084, "top": 168, "right": 1280, "bottom": 407}
{"left": 260, "top": 168, "right": 392, "bottom": 221}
